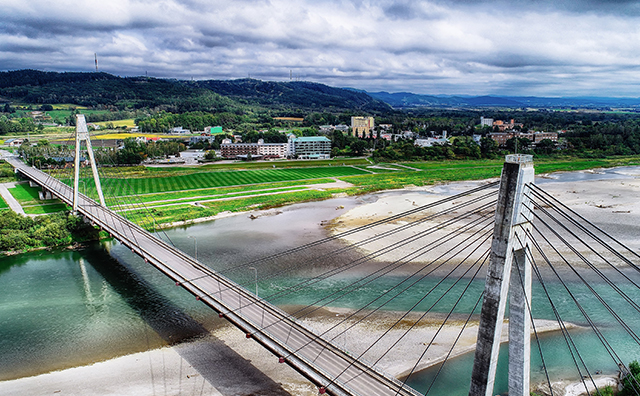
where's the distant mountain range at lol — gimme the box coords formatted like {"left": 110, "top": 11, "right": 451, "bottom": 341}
{"left": 0, "top": 70, "right": 391, "bottom": 114}
{"left": 1, "top": 70, "right": 639, "bottom": 112}
{"left": 365, "top": 91, "right": 640, "bottom": 109}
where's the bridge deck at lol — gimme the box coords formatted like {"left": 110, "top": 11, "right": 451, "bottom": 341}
{"left": 9, "top": 157, "right": 421, "bottom": 396}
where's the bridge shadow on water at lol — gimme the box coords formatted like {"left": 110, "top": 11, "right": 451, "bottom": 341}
{"left": 84, "top": 242, "right": 292, "bottom": 396}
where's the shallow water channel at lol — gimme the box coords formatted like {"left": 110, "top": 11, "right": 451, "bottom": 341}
{"left": 1, "top": 170, "right": 640, "bottom": 395}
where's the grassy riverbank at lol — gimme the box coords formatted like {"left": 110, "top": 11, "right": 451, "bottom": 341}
{"left": 12, "top": 155, "right": 640, "bottom": 229}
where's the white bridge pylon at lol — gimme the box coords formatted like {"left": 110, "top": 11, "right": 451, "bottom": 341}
{"left": 73, "top": 114, "right": 106, "bottom": 212}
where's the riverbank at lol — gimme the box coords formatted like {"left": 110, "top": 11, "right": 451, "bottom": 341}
{"left": 330, "top": 167, "right": 640, "bottom": 261}
{"left": 0, "top": 306, "right": 574, "bottom": 396}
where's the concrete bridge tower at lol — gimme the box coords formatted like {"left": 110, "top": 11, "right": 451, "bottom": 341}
{"left": 469, "top": 154, "right": 535, "bottom": 396}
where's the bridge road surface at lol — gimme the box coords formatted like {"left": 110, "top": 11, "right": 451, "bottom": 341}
{"left": 8, "top": 157, "right": 423, "bottom": 396}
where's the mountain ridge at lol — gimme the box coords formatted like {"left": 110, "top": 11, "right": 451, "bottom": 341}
{"left": 0, "top": 70, "right": 391, "bottom": 114}
{"left": 366, "top": 90, "right": 640, "bottom": 109}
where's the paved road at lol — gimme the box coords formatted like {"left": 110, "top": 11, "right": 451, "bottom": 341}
{"left": 7, "top": 156, "right": 422, "bottom": 396}
{"left": 0, "top": 182, "right": 25, "bottom": 215}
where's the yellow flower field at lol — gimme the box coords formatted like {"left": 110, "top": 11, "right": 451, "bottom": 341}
{"left": 94, "top": 119, "right": 137, "bottom": 128}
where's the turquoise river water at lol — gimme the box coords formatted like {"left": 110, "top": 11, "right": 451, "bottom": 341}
{"left": 1, "top": 170, "right": 640, "bottom": 395}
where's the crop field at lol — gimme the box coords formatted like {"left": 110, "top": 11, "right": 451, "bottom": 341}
{"left": 94, "top": 119, "right": 136, "bottom": 128}
{"left": 91, "top": 166, "right": 368, "bottom": 195}
{"left": 44, "top": 109, "right": 110, "bottom": 120}
{"left": 92, "top": 132, "right": 176, "bottom": 140}
{"left": 194, "top": 158, "right": 370, "bottom": 171}
{"left": 121, "top": 179, "right": 330, "bottom": 200}
{"left": 117, "top": 186, "right": 309, "bottom": 209}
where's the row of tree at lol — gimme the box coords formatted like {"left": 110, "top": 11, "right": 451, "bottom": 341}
{"left": 0, "top": 115, "right": 39, "bottom": 134}
{"left": 370, "top": 135, "right": 558, "bottom": 162}
{"left": 19, "top": 138, "right": 186, "bottom": 167}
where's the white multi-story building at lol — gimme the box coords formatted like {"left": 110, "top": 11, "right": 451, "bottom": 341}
{"left": 292, "top": 136, "right": 331, "bottom": 159}
{"left": 258, "top": 141, "right": 289, "bottom": 158}
{"left": 480, "top": 117, "right": 494, "bottom": 128}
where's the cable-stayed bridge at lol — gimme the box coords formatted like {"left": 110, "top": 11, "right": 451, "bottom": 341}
{"left": 6, "top": 115, "right": 640, "bottom": 396}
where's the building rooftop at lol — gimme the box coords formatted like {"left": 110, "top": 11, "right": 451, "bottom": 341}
{"left": 294, "top": 136, "right": 331, "bottom": 142}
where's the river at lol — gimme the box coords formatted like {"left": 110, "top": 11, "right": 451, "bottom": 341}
{"left": 1, "top": 168, "right": 640, "bottom": 395}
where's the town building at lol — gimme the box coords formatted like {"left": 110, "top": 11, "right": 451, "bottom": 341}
{"left": 204, "top": 126, "right": 223, "bottom": 134}
{"left": 415, "top": 131, "right": 449, "bottom": 147}
{"left": 480, "top": 117, "right": 524, "bottom": 132}
{"left": 480, "top": 117, "right": 494, "bottom": 127}
{"left": 351, "top": 116, "right": 375, "bottom": 138}
{"left": 292, "top": 136, "right": 331, "bottom": 159}
{"left": 526, "top": 131, "right": 558, "bottom": 143}
{"left": 415, "top": 137, "right": 449, "bottom": 147}
{"left": 189, "top": 135, "right": 217, "bottom": 145}
{"left": 488, "top": 131, "right": 558, "bottom": 146}
{"left": 319, "top": 125, "right": 334, "bottom": 134}
{"left": 169, "top": 126, "right": 191, "bottom": 134}
{"left": 220, "top": 139, "right": 260, "bottom": 158}
{"left": 258, "top": 141, "right": 289, "bottom": 158}
{"left": 220, "top": 135, "right": 330, "bottom": 160}
{"left": 220, "top": 138, "right": 292, "bottom": 159}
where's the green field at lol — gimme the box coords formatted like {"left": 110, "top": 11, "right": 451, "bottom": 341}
{"left": 124, "top": 189, "right": 336, "bottom": 226}
{"left": 8, "top": 183, "right": 45, "bottom": 204}
{"left": 117, "top": 179, "right": 331, "bottom": 202}
{"left": 23, "top": 203, "right": 69, "bottom": 215}
{"left": 83, "top": 166, "right": 369, "bottom": 196}
{"left": 7, "top": 183, "right": 66, "bottom": 214}
{"left": 0, "top": 196, "right": 8, "bottom": 209}
{"left": 119, "top": 186, "right": 310, "bottom": 209}
{"left": 193, "top": 158, "right": 370, "bottom": 171}
{"left": 12, "top": 154, "right": 640, "bottom": 227}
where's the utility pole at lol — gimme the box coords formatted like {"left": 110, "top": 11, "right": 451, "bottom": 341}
{"left": 469, "top": 154, "right": 534, "bottom": 396}
{"left": 73, "top": 114, "right": 106, "bottom": 212}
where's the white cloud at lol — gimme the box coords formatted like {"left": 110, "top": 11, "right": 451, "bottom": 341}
{"left": 1, "top": 0, "right": 640, "bottom": 96}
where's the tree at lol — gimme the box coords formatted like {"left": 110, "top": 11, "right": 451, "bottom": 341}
{"left": 349, "top": 139, "right": 367, "bottom": 156}
{"left": 620, "top": 360, "right": 640, "bottom": 396}
{"left": 506, "top": 137, "right": 532, "bottom": 153}
{"left": 332, "top": 130, "right": 347, "bottom": 150}
{"left": 535, "top": 138, "right": 556, "bottom": 155}
{"left": 480, "top": 136, "right": 500, "bottom": 158}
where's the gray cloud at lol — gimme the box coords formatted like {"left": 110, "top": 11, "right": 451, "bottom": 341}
{"left": 1, "top": 0, "right": 640, "bottom": 96}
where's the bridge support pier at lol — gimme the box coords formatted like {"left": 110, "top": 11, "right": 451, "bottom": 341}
{"left": 38, "top": 189, "right": 53, "bottom": 200}
{"left": 469, "top": 154, "right": 534, "bottom": 396}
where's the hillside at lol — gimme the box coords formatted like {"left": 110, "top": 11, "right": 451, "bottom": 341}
{"left": 0, "top": 70, "right": 390, "bottom": 114}
{"left": 368, "top": 91, "right": 640, "bottom": 109}
{"left": 186, "top": 79, "right": 390, "bottom": 113}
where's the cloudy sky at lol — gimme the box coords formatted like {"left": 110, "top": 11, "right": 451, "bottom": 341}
{"left": 2, "top": 0, "right": 640, "bottom": 97}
